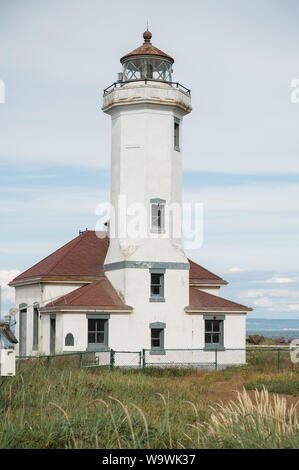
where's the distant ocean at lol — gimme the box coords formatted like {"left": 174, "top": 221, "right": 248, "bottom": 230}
{"left": 247, "top": 318, "right": 299, "bottom": 341}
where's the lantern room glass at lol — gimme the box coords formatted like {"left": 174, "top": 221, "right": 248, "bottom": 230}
{"left": 122, "top": 57, "right": 173, "bottom": 82}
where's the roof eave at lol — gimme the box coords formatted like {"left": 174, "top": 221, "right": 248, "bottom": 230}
{"left": 189, "top": 280, "right": 228, "bottom": 286}
{"left": 9, "top": 275, "right": 104, "bottom": 287}
{"left": 185, "top": 307, "right": 251, "bottom": 314}
{"left": 120, "top": 53, "right": 174, "bottom": 64}
{"left": 40, "top": 306, "right": 133, "bottom": 313}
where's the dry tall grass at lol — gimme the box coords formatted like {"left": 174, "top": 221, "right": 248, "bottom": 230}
{"left": 184, "top": 387, "right": 299, "bottom": 448}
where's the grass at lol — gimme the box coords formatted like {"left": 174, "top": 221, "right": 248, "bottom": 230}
{"left": 246, "top": 372, "right": 299, "bottom": 397}
{"left": 1, "top": 352, "right": 299, "bottom": 449}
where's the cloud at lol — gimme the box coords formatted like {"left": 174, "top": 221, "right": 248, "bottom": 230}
{"left": 288, "top": 304, "right": 299, "bottom": 311}
{"left": 0, "top": 269, "right": 21, "bottom": 304}
{"left": 259, "top": 277, "right": 297, "bottom": 284}
{"left": 242, "top": 289, "right": 299, "bottom": 299}
{"left": 228, "top": 267, "right": 244, "bottom": 272}
{"left": 252, "top": 297, "right": 273, "bottom": 307}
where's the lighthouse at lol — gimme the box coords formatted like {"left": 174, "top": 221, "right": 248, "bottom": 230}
{"left": 102, "top": 30, "right": 192, "bottom": 350}
{"left": 10, "top": 29, "right": 251, "bottom": 364}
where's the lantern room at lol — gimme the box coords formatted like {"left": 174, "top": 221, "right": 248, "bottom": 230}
{"left": 120, "top": 30, "right": 174, "bottom": 83}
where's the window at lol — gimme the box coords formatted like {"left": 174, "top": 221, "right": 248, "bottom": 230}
{"left": 65, "top": 333, "right": 74, "bottom": 346}
{"left": 122, "top": 57, "right": 173, "bottom": 82}
{"left": 150, "top": 271, "right": 165, "bottom": 302}
{"left": 87, "top": 318, "right": 109, "bottom": 351}
{"left": 151, "top": 203, "right": 164, "bottom": 232}
{"left": 205, "top": 319, "right": 224, "bottom": 349}
{"left": 174, "top": 117, "right": 180, "bottom": 151}
{"left": 151, "top": 329, "right": 163, "bottom": 349}
{"left": 150, "top": 322, "right": 166, "bottom": 354}
{"left": 33, "top": 305, "right": 39, "bottom": 351}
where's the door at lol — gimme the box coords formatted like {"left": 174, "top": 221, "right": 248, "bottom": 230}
{"left": 50, "top": 317, "right": 56, "bottom": 354}
{"left": 19, "top": 309, "right": 27, "bottom": 356}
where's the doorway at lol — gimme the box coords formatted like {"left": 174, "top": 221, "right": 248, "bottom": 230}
{"left": 50, "top": 316, "right": 56, "bottom": 354}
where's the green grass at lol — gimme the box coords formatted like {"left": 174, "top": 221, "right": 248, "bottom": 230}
{"left": 246, "top": 373, "right": 299, "bottom": 397}
{"left": 1, "top": 354, "right": 299, "bottom": 449}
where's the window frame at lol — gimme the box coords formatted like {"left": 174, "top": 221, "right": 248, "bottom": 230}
{"left": 86, "top": 314, "right": 110, "bottom": 351}
{"left": 150, "top": 322, "right": 166, "bottom": 355}
{"left": 149, "top": 268, "right": 165, "bottom": 302}
{"left": 151, "top": 202, "right": 165, "bottom": 233}
{"left": 204, "top": 315, "right": 225, "bottom": 350}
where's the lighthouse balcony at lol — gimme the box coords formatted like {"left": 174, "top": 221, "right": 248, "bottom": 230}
{"left": 102, "top": 80, "right": 192, "bottom": 114}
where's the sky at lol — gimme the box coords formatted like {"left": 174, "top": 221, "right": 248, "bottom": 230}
{"left": 0, "top": 0, "right": 298, "bottom": 319}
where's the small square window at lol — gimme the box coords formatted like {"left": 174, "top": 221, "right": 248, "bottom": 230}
{"left": 88, "top": 319, "right": 108, "bottom": 349}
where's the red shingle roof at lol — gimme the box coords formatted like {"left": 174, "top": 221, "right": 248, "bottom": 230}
{"left": 9, "top": 231, "right": 109, "bottom": 286}
{"left": 41, "top": 279, "right": 132, "bottom": 311}
{"left": 120, "top": 31, "right": 174, "bottom": 63}
{"left": 186, "top": 287, "right": 252, "bottom": 312}
{"left": 121, "top": 42, "right": 174, "bottom": 63}
{"left": 189, "top": 259, "right": 227, "bottom": 285}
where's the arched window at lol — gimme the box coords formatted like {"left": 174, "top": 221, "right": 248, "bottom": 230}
{"left": 65, "top": 333, "right": 74, "bottom": 346}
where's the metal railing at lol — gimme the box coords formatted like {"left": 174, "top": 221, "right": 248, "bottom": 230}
{"left": 103, "top": 79, "right": 191, "bottom": 95}
{"left": 16, "top": 346, "right": 299, "bottom": 374}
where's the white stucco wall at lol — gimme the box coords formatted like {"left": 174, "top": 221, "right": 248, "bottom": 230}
{"left": 195, "top": 286, "right": 221, "bottom": 296}
{"left": 14, "top": 282, "right": 86, "bottom": 356}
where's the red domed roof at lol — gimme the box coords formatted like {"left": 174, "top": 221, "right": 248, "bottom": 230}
{"left": 120, "top": 30, "right": 174, "bottom": 64}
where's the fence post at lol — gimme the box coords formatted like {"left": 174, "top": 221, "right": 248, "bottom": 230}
{"left": 142, "top": 349, "right": 146, "bottom": 375}
{"left": 215, "top": 349, "right": 218, "bottom": 371}
{"left": 79, "top": 353, "right": 83, "bottom": 368}
{"left": 110, "top": 349, "right": 115, "bottom": 370}
{"left": 278, "top": 349, "right": 281, "bottom": 372}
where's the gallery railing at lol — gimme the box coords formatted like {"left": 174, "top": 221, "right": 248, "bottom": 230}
{"left": 103, "top": 79, "right": 191, "bottom": 95}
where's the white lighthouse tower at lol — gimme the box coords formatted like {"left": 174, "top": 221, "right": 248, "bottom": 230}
{"left": 102, "top": 30, "right": 192, "bottom": 350}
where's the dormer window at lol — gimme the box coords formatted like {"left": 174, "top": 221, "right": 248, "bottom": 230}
{"left": 150, "top": 198, "right": 165, "bottom": 233}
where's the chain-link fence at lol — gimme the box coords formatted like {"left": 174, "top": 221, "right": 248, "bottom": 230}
{"left": 15, "top": 346, "right": 299, "bottom": 373}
